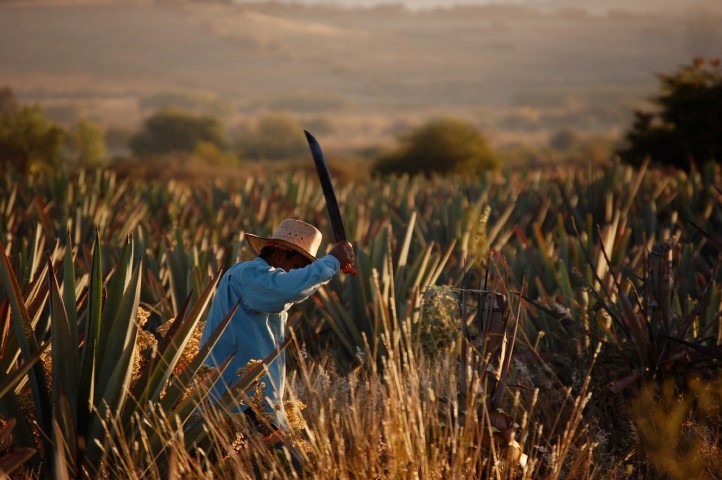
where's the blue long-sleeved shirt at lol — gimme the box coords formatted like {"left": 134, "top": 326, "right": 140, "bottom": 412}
{"left": 200, "top": 254, "right": 340, "bottom": 419}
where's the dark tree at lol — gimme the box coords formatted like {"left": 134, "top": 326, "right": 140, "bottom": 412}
{"left": 618, "top": 58, "right": 722, "bottom": 170}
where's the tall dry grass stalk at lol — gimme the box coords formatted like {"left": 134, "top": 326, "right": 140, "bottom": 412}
{"left": 82, "top": 314, "right": 604, "bottom": 480}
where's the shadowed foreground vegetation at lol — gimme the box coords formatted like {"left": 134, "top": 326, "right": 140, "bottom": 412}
{"left": 1, "top": 162, "right": 721, "bottom": 478}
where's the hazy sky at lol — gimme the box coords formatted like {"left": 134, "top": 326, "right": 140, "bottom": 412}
{"left": 1, "top": 0, "right": 718, "bottom": 147}
{"left": 239, "top": 0, "right": 544, "bottom": 9}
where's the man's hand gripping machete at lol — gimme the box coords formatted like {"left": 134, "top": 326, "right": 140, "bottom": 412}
{"left": 304, "top": 130, "right": 357, "bottom": 275}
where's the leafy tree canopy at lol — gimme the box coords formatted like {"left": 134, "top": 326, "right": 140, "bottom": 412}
{"left": 130, "top": 108, "right": 227, "bottom": 157}
{"left": 374, "top": 117, "right": 501, "bottom": 176}
{"left": 66, "top": 119, "right": 108, "bottom": 169}
{"left": 0, "top": 105, "right": 66, "bottom": 174}
{"left": 619, "top": 58, "right": 722, "bottom": 170}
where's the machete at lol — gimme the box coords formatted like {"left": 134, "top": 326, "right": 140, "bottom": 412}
{"left": 304, "top": 130, "right": 357, "bottom": 275}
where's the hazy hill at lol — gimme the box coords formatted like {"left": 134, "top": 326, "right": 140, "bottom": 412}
{"left": 1, "top": 0, "right": 720, "bottom": 149}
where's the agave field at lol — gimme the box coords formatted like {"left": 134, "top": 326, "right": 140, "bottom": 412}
{"left": 1, "top": 161, "right": 721, "bottom": 479}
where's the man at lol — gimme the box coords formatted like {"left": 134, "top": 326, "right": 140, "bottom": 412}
{"left": 200, "top": 218, "right": 354, "bottom": 430}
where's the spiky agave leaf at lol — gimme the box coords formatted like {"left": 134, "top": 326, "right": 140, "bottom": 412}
{"left": 93, "top": 236, "right": 135, "bottom": 390}
{"left": 48, "top": 257, "right": 78, "bottom": 423}
{"left": 315, "top": 221, "right": 456, "bottom": 367}
{"left": 0, "top": 342, "right": 49, "bottom": 474}
{"left": 158, "top": 300, "right": 238, "bottom": 412}
{"left": 144, "top": 356, "right": 234, "bottom": 466}
{"left": 83, "top": 258, "right": 143, "bottom": 475}
{"left": 128, "top": 269, "right": 221, "bottom": 414}
{"left": 47, "top": 257, "right": 80, "bottom": 476}
{"left": 0, "top": 343, "right": 48, "bottom": 399}
{"left": 77, "top": 231, "right": 103, "bottom": 440}
{"left": 0, "top": 419, "right": 35, "bottom": 476}
{"left": 0, "top": 240, "right": 52, "bottom": 466}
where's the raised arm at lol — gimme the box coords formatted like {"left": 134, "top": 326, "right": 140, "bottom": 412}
{"left": 240, "top": 254, "right": 341, "bottom": 313}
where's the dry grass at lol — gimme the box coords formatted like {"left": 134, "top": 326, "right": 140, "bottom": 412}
{"left": 630, "top": 377, "right": 722, "bottom": 480}
{"left": 86, "top": 316, "right": 607, "bottom": 479}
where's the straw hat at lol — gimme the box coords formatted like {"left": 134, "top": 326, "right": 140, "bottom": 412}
{"left": 245, "top": 219, "right": 322, "bottom": 263}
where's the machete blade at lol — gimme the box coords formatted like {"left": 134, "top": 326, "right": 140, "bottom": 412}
{"left": 304, "top": 130, "right": 347, "bottom": 242}
{"left": 304, "top": 130, "right": 356, "bottom": 275}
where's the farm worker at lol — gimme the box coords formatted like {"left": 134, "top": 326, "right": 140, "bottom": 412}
{"left": 200, "top": 218, "right": 354, "bottom": 430}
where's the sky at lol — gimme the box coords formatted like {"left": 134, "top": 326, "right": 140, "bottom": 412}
{"left": 239, "top": 0, "right": 546, "bottom": 9}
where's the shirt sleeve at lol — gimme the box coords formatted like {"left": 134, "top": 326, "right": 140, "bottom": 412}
{"left": 239, "top": 255, "right": 341, "bottom": 313}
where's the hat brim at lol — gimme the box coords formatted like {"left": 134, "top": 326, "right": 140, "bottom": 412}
{"left": 245, "top": 233, "right": 317, "bottom": 264}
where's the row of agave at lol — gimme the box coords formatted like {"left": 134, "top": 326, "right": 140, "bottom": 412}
{"left": 0, "top": 231, "right": 297, "bottom": 477}
{"left": 1, "top": 160, "right": 721, "bottom": 477}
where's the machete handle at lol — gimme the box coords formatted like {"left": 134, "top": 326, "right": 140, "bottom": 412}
{"left": 342, "top": 263, "right": 357, "bottom": 276}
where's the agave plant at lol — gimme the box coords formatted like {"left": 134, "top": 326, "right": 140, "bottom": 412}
{"left": 558, "top": 218, "right": 722, "bottom": 393}
{"left": 0, "top": 233, "right": 240, "bottom": 477}
{"left": 310, "top": 212, "right": 457, "bottom": 366}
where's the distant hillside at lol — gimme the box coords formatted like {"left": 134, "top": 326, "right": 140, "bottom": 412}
{"left": 1, "top": 0, "right": 719, "bottom": 148}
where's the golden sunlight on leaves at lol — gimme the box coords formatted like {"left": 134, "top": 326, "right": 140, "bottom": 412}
{"left": 175, "top": 322, "right": 204, "bottom": 376}
{"left": 236, "top": 359, "right": 268, "bottom": 416}
{"left": 132, "top": 306, "right": 157, "bottom": 384}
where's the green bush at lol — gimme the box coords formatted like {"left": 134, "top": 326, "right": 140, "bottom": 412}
{"left": 130, "top": 108, "right": 227, "bottom": 157}
{"left": 193, "top": 141, "right": 239, "bottom": 167}
{"left": 373, "top": 117, "right": 501, "bottom": 175}
{"left": 0, "top": 105, "right": 66, "bottom": 174}
{"left": 237, "top": 113, "right": 308, "bottom": 160}
{"left": 66, "top": 119, "right": 108, "bottom": 169}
